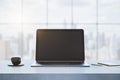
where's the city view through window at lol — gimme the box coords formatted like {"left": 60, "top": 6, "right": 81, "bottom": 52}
{"left": 0, "top": 0, "right": 120, "bottom": 60}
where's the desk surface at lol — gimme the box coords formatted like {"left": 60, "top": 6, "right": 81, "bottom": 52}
{"left": 0, "top": 60, "right": 120, "bottom": 74}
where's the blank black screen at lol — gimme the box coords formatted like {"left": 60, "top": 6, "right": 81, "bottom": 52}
{"left": 36, "top": 29, "right": 84, "bottom": 62}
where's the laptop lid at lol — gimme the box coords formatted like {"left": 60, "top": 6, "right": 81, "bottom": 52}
{"left": 36, "top": 29, "right": 85, "bottom": 64}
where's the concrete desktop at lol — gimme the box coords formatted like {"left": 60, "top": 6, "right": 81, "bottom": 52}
{"left": 0, "top": 60, "right": 120, "bottom": 80}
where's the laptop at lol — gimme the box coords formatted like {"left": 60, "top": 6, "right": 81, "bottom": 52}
{"left": 31, "top": 29, "right": 89, "bottom": 67}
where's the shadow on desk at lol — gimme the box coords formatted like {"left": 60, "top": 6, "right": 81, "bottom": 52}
{"left": 0, "top": 74, "right": 120, "bottom": 80}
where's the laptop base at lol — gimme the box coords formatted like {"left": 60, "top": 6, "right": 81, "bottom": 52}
{"left": 31, "top": 62, "right": 90, "bottom": 67}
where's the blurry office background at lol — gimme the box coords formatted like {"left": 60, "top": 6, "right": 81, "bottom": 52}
{"left": 0, "top": 0, "right": 120, "bottom": 60}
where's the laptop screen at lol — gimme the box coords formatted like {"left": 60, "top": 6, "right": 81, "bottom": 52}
{"left": 36, "top": 29, "right": 85, "bottom": 63}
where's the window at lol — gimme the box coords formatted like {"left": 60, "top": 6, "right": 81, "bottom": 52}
{"left": 0, "top": 0, "right": 120, "bottom": 60}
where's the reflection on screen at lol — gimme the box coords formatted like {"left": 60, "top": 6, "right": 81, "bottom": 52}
{"left": 36, "top": 29, "right": 84, "bottom": 61}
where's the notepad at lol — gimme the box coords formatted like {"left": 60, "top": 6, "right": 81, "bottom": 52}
{"left": 97, "top": 62, "right": 120, "bottom": 66}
